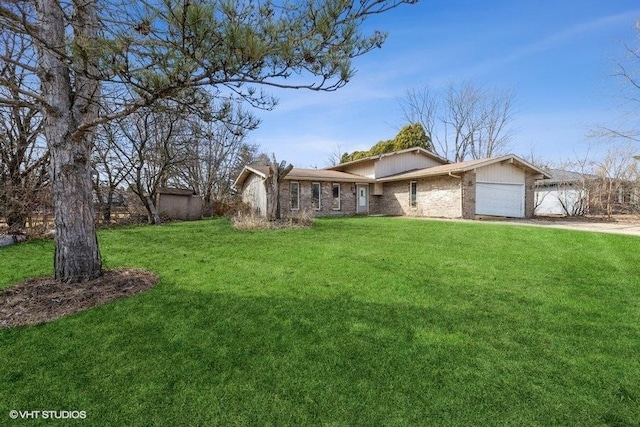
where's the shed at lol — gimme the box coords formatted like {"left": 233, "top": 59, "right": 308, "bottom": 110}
{"left": 156, "top": 187, "right": 203, "bottom": 221}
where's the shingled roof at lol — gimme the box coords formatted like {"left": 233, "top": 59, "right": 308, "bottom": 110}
{"left": 233, "top": 165, "right": 373, "bottom": 189}
{"left": 377, "top": 155, "right": 551, "bottom": 182}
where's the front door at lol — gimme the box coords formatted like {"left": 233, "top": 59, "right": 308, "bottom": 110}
{"left": 357, "top": 184, "right": 368, "bottom": 214}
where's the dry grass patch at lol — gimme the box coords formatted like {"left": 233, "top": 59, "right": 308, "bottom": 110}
{"left": 231, "top": 210, "right": 314, "bottom": 230}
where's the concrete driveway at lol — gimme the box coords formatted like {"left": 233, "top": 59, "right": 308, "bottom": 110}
{"left": 478, "top": 217, "right": 640, "bottom": 237}
{"left": 405, "top": 216, "right": 640, "bottom": 237}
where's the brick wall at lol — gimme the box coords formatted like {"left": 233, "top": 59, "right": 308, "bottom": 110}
{"left": 525, "top": 172, "right": 536, "bottom": 218}
{"left": 279, "top": 180, "right": 358, "bottom": 217}
{"left": 461, "top": 171, "right": 476, "bottom": 219}
{"left": 378, "top": 176, "right": 462, "bottom": 217}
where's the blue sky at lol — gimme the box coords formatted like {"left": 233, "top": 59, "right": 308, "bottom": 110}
{"left": 249, "top": 1, "right": 640, "bottom": 168}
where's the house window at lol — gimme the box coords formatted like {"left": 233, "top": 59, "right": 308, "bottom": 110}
{"left": 311, "top": 182, "right": 321, "bottom": 210}
{"left": 332, "top": 183, "right": 340, "bottom": 210}
{"left": 290, "top": 182, "right": 299, "bottom": 210}
{"left": 410, "top": 181, "right": 417, "bottom": 207}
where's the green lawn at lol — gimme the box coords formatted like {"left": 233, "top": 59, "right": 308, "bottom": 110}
{"left": 1, "top": 217, "right": 639, "bottom": 426}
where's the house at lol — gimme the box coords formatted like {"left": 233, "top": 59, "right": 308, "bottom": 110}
{"left": 534, "top": 169, "right": 589, "bottom": 216}
{"left": 234, "top": 147, "right": 551, "bottom": 219}
{"left": 234, "top": 165, "right": 375, "bottom": 216}
{"left": 535, "top": 169, "right": 639, "bottom": 216}
{"left": 156, "top": 187, "right": 203, "bottom": 221}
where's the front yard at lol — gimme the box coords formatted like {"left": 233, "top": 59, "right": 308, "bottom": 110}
{"left": 1, "top": 217, "right": 638, "bottom": 425}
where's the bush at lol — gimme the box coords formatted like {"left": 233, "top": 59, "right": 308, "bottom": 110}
{"left": 231, "top": 209, "right": 315, "bottom": 230}
{"left": 230, "top": 212, "right": 271, "bottom": 230}
{"left": 211, "top": 199, "right": 252, "bottom": 218}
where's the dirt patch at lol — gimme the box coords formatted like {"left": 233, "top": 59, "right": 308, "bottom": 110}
{"left": 0, "top": 269, "right": 158, "bottom": 328}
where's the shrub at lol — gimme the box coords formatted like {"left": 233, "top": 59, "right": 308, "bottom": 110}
{"left": 231, "top": 212, "right": 271, "bottom": 230}
{"left": 212, "top": 199, "right": 252, "bottom": 218}
{"left": 231, "top": 209, "right": 315, "bottom": 230}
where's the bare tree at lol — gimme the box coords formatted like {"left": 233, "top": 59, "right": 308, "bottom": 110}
{"left": 591, "top": 144, "right": 639, "bottom": 217}
{"left": 91, "top": 118, "right": 134, "bottom": 224}
{"left": 400, "top": 80, "right": 516, "bottom": 162}
{"left": 0, "top": 32, "right": 48, "bottom": 232}
{"left": 592, "top": 20, "right": 640, "bottom": 144}
{"left": 265, "top": 155, "right": 293, "bottom": 221}
{"left": 400, "top": 85, "right": 439, "bottom": 150}
{"left": 0, "top": 0, "right": 416, "bottom": 282}
{"left": 177, "top": 104, "right": 260, "bottom": 213}
{"left": 326, "top": 144, "right": 346, "bottom": 167}
{"left": 116, "top": 105, "right": 194, "bottom": 224}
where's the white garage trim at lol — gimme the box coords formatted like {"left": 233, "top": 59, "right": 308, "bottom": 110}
{"left": 476, "top": 182, "right": 525, "bottom": 218}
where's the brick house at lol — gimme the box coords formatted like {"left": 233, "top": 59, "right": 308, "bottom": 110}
{"left": 234, "top": 147, "right": 550, "bottom": 219}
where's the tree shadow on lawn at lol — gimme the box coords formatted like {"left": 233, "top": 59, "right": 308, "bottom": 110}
{"left": 0, "top": 286, "right": 637, "bottom": 426}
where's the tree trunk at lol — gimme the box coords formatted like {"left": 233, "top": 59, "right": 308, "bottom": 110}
{"left": 145, "top": 195, "right": 162, "bottom": 224}
{"left": 265, "top": 157, "right": 293, "bottom": 220}
{"left": 50, "top": 137, "right": 102, "bottom": 282}
{"left": 36, "top": 0, "right": 102, "bottom": 282}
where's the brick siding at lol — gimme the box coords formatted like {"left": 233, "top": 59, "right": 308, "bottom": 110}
{"left": 279, "top": 181, "right": 358, "bottom": 217}
{"left": 378, "top": 176, "right": 462, "bottom": 217}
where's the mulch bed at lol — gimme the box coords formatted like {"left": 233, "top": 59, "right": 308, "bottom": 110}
{"left": 0, "top": 269, "right": 158, "bottom": 328}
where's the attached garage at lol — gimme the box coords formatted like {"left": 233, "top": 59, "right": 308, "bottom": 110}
{"left": 476, "top": 182, "right": 525, "bottom": 218}
{"left": 376, "top": 155, "right": 550, "bottom": 219}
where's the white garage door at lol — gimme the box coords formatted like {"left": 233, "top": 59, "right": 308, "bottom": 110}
{"left": 535, "top": 188, "right": 583, "bottom": 216}
{"left": 476, "top": 182, "right": 525, "bottom": 218}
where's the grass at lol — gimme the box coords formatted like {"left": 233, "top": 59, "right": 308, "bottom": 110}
{"left": 1, "top": 217, "right": 639, "bottom": 426}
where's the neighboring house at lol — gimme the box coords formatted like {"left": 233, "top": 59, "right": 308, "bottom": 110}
{"left": 234, "top": 147, "right": 550, "bottom": 219}
{"left": 535, "top": 169, "right": 589, "bottom": 216}
{"left": 535, "top": 169, "right": 639, "bottom": 216}
{"left": 156, "top": 187, "right": 203, "bottom": 221}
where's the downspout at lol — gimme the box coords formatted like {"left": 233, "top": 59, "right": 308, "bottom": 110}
{"left": 448, "top": 172, "right": 462, "bottom": 179}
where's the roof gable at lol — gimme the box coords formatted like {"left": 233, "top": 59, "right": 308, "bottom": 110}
{"left": 326, "top": 147, "right": 448, "bottom": 171}
{"left": 233, "top": 165, "right": 268, "bottom": 188}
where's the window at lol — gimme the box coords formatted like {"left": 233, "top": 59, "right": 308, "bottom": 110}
{"left": 290, "top": 182, "right": 299, "bottom": 210}
{"left": 311, "top": 183, "right": 321, "bottom": 210}
{"left": 332, "top": 183, "right": 340, "bottom": 210}
{"left": 410, "top": 181, "right": 417, "bottom": 207}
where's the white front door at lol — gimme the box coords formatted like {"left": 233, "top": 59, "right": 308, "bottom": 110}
{"left": 357, "top": 185, "right": 368, "bottom": 213}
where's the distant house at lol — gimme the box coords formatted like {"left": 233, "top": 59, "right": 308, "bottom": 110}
{"left": 156, "top": 187, "right": 203, "bottom": 221}
{"left": 535, "top": 169, "right": 638, "bottom": 216}
{"left": 534, "top": 169, "right": 590, "bottom": 216}
{"left": 234, "top": 147, "right": 550, "bottom": 219}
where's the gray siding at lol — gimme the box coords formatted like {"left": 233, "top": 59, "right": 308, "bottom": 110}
{"left": 375, "top": 152, "right": 444, "bottom": 178}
